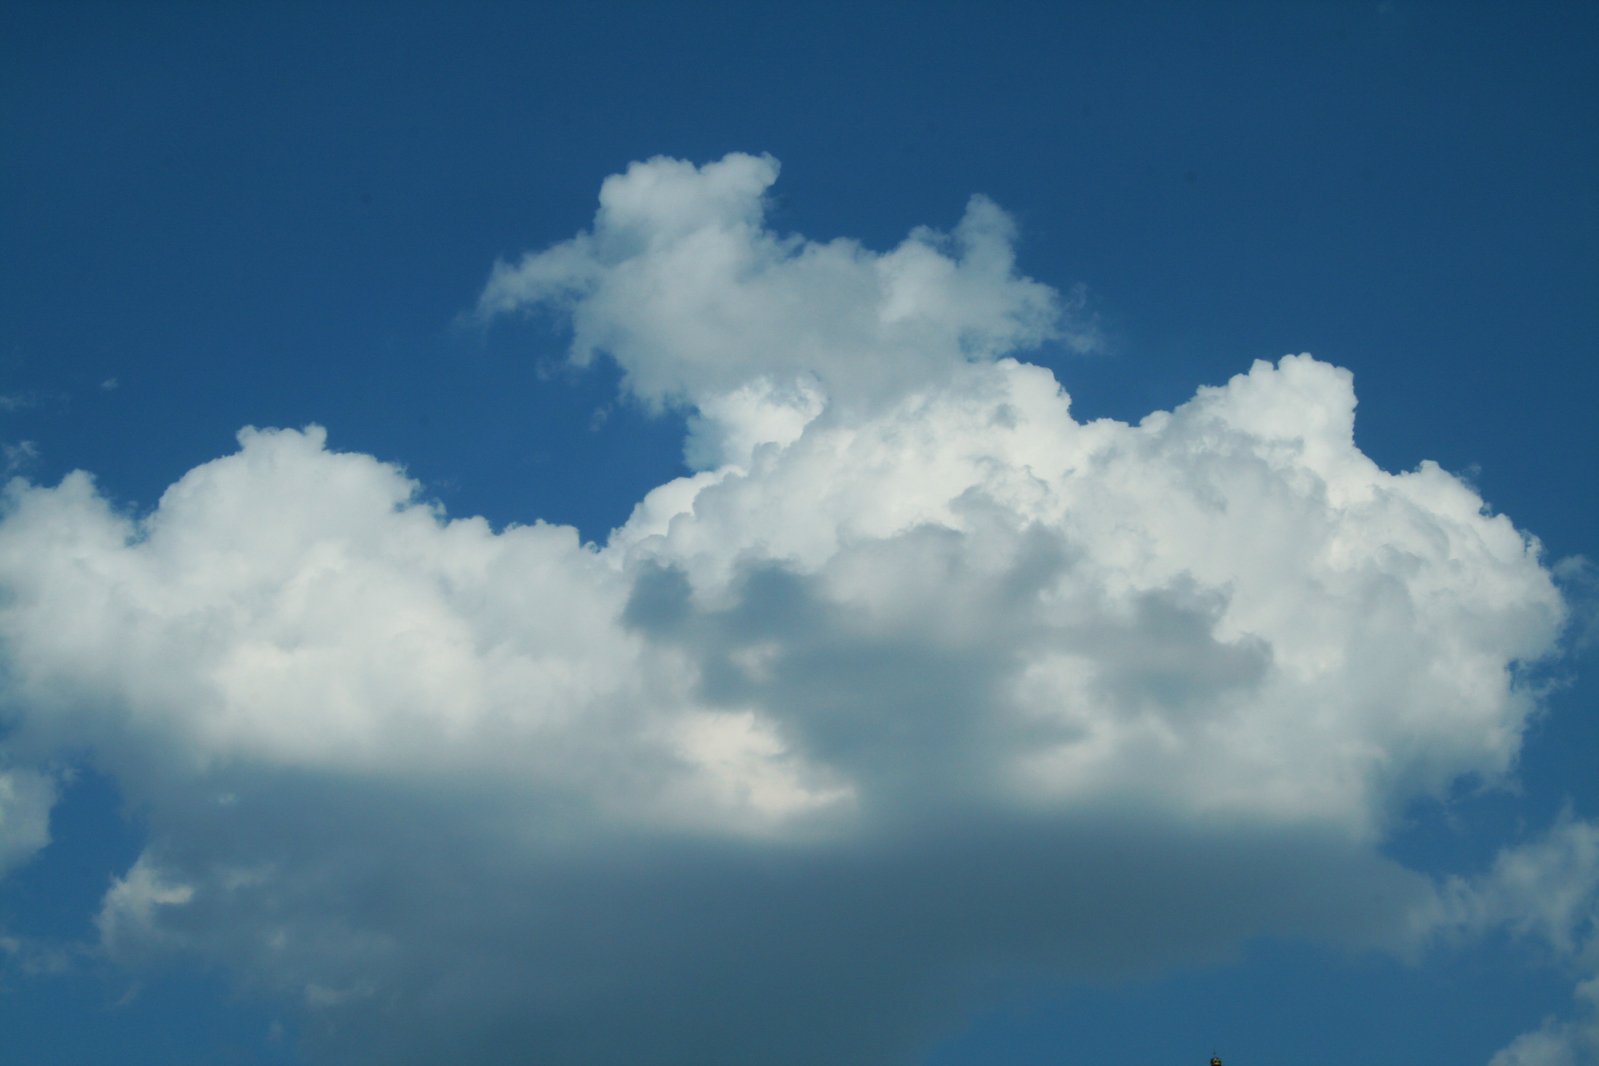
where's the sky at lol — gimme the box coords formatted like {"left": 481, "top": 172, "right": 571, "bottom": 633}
{"left": 1, "top": 3, "right": 1597, "bottom": 1064}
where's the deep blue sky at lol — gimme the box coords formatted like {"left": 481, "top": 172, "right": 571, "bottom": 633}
{"left": 2, "top": 3, "right": 1596, "bottom": 1064}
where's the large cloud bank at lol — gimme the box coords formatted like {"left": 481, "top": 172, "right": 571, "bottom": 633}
{"left": 0, "top": 154, "right": 1590, "bottom": 1063}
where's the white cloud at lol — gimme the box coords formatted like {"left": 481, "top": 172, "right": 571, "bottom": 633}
{"left": 0, "top": 154, "right": 1580, "bottom": 1063}
{"left": 477, "top": 153, "right": 1067, "bottom": 467}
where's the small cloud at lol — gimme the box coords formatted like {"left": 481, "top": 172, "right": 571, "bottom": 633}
{"left": 96, "top": 856, "right": 196, "bottom": 957}
{"left": 0, "top": 388, "right": 65, "bottom": 414}
{"left": 1553, "top": 556, "right": 1599, "bottom": 654}
{"left": 3, "top": 440, "right": 39, "bottom": 475}
{"left": 0, "top": 930, "right": 82, "bottom": 978}
{"left": 100, "top": 377, "right": 119, "bottom": 392}
{"left": 1057, "top": 281, "right": 1108, "bottom": 356}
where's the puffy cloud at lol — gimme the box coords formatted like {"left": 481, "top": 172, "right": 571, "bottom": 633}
{"left": 477, "top": 152, "right": 1071, "bottom": 467}
{"left": 613, "top": 352, "right": 1562, "bottom": 839}
{"left": 0, "top": 154, "right": 1578, "bottom": 1063}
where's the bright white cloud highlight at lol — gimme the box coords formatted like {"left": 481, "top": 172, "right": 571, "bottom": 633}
{"left": 0, "top": 154, "right": 1583, "bottom": 1064}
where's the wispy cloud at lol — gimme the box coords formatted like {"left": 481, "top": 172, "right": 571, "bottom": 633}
{"left": 1420, "top": 815, "right": 1599, "bottom": 1064}
{"left": 0, "top": 768, "right": 54, "bottom": 879}
{"left": 2, "top": 440, "right": 38, "bottom": 476}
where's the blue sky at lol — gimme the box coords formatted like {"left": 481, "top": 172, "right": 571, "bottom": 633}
{"left": 1, "top": 3, "right": 1596, "bottom": 1064}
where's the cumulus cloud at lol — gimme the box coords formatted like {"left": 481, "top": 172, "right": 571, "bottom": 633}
{"left": 477, "top": 152, "right": 1071, "bottom": 468}
{"left": 0, "top": 154, "right": 1582, "bottom": 1063}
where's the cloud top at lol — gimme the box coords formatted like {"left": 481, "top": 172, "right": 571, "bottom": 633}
{"left": 478, "top": 153, "right": 1070, "bottom": 466}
